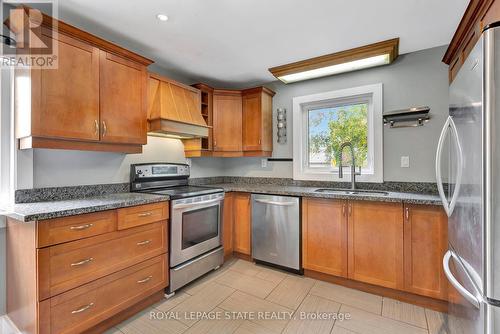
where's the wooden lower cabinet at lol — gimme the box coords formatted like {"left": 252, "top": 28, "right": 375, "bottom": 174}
{"left": 232, "top": 192, "right": 252, "bottom": 255}
{"left": 223, "top": 193, "right": 234, "bottom": 258}
{"left": 403, "top": 204, "right": 448, "bottom": 300}
{"left": 7, "top": 202, "right": 169, "bottom": 334}
{"left": 348, "top": 201, "right": 404, "bottom": 290}
{"left": 39, "top": 254, "right": 168, "bottom": 334}
{"left": 302, "top": 198, "right": 348, "bottom": 277}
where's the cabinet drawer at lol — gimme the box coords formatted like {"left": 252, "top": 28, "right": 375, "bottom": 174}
{"left": 38, "top": 222, "right": 167, "bottom": 300}
{"left": 38, "top": 211, "right": 117, "bottom": 247}
{"left": 117, "top": 202, "right": 168, "bottom": 230}
{"left": 40, "top": 254, "right": 168, "bottom": 334}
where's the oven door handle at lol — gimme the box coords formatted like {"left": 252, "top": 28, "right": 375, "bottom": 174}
{"left": 173, "top": 198, "right": 222, "bottom": 209}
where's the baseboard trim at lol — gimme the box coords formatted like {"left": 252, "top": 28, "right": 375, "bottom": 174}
{"left": 305, "top": 269, "right": 448, "bottom": 313}
{"left": 1, "top": 315, "right": 21, "bottom": 334}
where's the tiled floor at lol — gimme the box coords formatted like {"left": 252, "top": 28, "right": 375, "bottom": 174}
{"left": 106, "top": 259, "right": 450, "bottom": 334}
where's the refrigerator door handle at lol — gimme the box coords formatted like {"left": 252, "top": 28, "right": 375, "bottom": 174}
{"left": 435, "top": 116, "right": 463, "bottom": 217}
{"left": 443, "top": 250, "right": 481, "bottom": 309}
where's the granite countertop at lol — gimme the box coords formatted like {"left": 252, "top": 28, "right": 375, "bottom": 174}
{"left": 207, "top": 183, "right": 442, "bottom": 205}
{"left": 1, "top": 192, "right": 170, "bottom": 222}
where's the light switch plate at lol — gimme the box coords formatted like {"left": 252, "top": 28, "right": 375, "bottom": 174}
{"left": 401, "top": 156, "right": 410, "bottom": 168}
{"left": 261, "top": 158, "right": 268, "bottom": 168}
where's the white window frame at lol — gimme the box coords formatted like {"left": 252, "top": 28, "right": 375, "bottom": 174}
{"left": 292, "top": 83, "right": 383, "bottom": 183}
{"left": 0, "top": 68, "right": 15, "bottom": 208}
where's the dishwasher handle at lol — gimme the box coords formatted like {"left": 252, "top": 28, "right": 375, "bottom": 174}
{"left": 254, "top": 199, "right": 297, "bottom": 206}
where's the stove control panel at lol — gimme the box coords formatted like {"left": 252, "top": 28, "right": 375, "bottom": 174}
{"left": 132, "top": 163, "right": 190, "bottom": 179}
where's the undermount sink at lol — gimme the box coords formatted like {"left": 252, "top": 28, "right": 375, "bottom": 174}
{"left": 314, "top": 188, "right": 389, "bottom": 196}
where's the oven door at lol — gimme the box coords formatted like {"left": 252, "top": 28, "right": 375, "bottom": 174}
{"left": 170, "top": 193, "right": 224, "bottom": 267}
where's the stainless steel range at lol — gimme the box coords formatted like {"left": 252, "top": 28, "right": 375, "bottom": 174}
{"left": 130, "top": 163, "right": 224, "bottom": 294}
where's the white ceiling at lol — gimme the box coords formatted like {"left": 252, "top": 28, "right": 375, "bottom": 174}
{"left": 58, "top": 0, "right": 469, "bottom": 88}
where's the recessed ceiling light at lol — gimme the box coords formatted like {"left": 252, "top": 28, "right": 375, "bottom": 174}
{"left": 156, "top": 14, "right": 169, "bottom": 22}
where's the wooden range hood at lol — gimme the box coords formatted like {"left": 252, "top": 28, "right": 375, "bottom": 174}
{"left": 147, "top": 73, "right": 210, "bottom": 138}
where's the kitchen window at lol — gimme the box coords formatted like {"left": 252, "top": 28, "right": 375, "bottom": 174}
{"left": 292, "top": 84, "right": 383, "bottom": 182}
{"left": 0, "top": 68, "right": 14, "bottom": 206}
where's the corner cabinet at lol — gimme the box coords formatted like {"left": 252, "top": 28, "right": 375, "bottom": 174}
{"left": 12, "top": 11, "right": 153, "bottom": 153}
{"left": 182, "top": 84, "right": 276, "bottom": 158}
{"left": 213, "top": 90, "right": 243, "bottom": 156}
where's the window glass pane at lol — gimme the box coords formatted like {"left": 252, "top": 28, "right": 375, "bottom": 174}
{"left": 308, "top": 103, "right": 368, "bottom": 168}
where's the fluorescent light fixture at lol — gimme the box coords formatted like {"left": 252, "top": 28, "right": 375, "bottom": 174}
{"left": 156, "top": 14, "right": 169, "bottom": 21}
{"left": 269, "top": 38, "right": 399, "bottom": 84}
{"left": 279, "top": 54, "right": 390, "bottom": 83}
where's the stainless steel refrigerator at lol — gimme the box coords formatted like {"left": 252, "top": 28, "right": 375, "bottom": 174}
{"left": 435, "top": 23, "right": 500, "bottom": 334}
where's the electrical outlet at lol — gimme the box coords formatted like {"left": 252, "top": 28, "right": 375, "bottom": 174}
{"left": 261, "top": 158, "right": 268, "bottom": 168}
{"left": 401, "top": 156, "right": 410, "bottom": 168}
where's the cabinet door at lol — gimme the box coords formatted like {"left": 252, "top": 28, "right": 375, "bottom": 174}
{"left": 223, "top": 193, "right": 234, "bottom": 259}
{"left": 242, "top": 92, "right": 262, "bottom": 151}
{"left": 302, "top": 198, "right": 347, "bottom": 277}
{"left": 213, "top": 93, "right": 242, "bottom": 152}
{"left": 233, "top": 192, "right": 251, "bottom": 255}
{"left": 348, "top": 201, "right": 404, "bottom": 289}
{"left": 100, "top": 51, "right": 147, "bottom": 144}
{"left": 404, "top": 204, "right": 448, "bottom": 300}
{"left": 31, "top": 30, "right": 99, "bottom": 141}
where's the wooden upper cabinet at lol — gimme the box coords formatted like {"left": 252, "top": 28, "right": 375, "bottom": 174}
{"left": 348, "top": 201, "right": 404, "bottom": 290}
{"left": 213, "top": 90, "right": 243, "bottom": 154}
{"left": 302, "top": 198, "right": 348, "bottom": 277}
{"left": 232, "top": 192, "right": 251, "bottom": 255}
{"left": 444, "top": 0, "right": 500, "bottom": 82}
{"left": 11, "top": 9, "right": 153, "bottom": 153}
{"left": 242, "top": 87, "right": 275, "bottom": 156}
{"left": 27, "top": 29, "right": 100, "bottom": 142}
{"left": 404, "top": 204, "right": 448, "bottom": 300}
{"left": 100, "top": 51, "right": 147, "bottom": 145}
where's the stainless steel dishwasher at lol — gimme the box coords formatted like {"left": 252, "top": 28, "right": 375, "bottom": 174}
{"left": 251, "top": 194, "right": 301, "bottom": 273}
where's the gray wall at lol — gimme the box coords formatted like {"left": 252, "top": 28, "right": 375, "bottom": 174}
{"left": 191, "top": 45, "right": 449, "bottom": 182}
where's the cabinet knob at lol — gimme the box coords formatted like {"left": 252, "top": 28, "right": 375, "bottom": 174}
{"left": 405, "top": 207, "right": 410, "bottom": 221}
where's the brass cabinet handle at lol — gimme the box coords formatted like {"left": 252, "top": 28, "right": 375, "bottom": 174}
{"left": 136, "top": 240, "right": 151, "bottom": 246}
{"left": 137, "top": 276, "right": 152, "bottom": 284}
{"left": 348, "top": 204, "right": 352, "bottom": 216}
{"left": 102, "top": 121, "right": 107, "bottom": 137}
{"left": 71, "top": 257, "right": 94, "bottom": 267}
{"left": 71, "top": 302, "right": 94, "bottom": 314}
{"left": 94, "top": 120, "right": 99, "bottom": 136}
{"left": 342, "top": 204, "right": 346, "bottom": 216}
{"left": 405, "top": 207, "right": 410, "bottom": 221}
{"left": 70, "top": 223, "right": 93, "bottom": 231}
{"left": 138, "top": 212, "right": 153, "bottom": 217}
{"left": 214, "top": 139, "right": 217, "bottom": 148}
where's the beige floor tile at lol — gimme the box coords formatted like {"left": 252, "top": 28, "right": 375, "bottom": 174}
{"left": 154, "top": 292, "right": 191, "bottom": 312}
{"left": 103, "top": 327, "right": 123, "bottom": 334}
{"left": 183, "top": 307, "right": 244, "bottom": 334}
{"left": 255, "top": 266, "right": 289, "bottom": 284}
{"left": 234, "top": 321, "right": 276, "bottom": 334}
{"left": 330, "top": 326, "right": 359, "bottom": 334}
{"left": 171, "top": 282, "right": 235, "bottom": 326}
{"left": 117, "top": 308, "right": 188, "bottom": 334}
{"left": 283, "top": 294, "right": 341, "bottom": 334}
{"left": 231, "top": 259, "right": 261, "bottom": 276}
{"left": 266, "top": 276, "right": 315, "bottom": 309}
{"left": 310, "top": 281, "right": 383, "bottom": 315}
{"left": 219, "top": 291, "right": 294, "bottom": 333}
{"left": 382, "top": 298, "right": 427, "bottom": 328}
{"left": 216, "top": 269, "right": 279, "bottom": 299}
{"left": 426, "top": 308, "right": 451, "bottom": 334}
{"left": 336, "top": 305, "right": 428, "bottom": 334}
